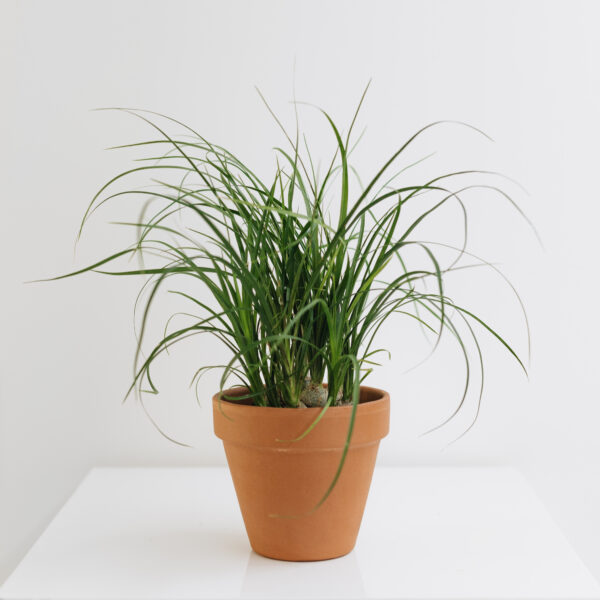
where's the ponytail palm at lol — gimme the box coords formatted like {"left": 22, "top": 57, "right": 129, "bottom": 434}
{"left": 47, "top": 90, "right": 530, "bottom": 500}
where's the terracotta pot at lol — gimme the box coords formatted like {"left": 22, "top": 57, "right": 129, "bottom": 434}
{"left": 213, "top": 385, "right": 390, "bottom": 561}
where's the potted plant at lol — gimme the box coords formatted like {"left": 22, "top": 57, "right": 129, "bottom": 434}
{"left": 47, "top": 89, "right": 529, "bottom": 561}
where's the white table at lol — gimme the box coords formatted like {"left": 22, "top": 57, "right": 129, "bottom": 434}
{"left": 1, "top": 467, "right": 599, "bottom": 600}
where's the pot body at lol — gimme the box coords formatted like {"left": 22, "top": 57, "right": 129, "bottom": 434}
{"left": 213, "top": 385, "right": 390, "bottom": 561}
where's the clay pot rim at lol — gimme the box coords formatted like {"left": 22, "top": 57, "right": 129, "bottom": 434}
{"left": 212, "top": 384, "right": 389, "bottom": 413}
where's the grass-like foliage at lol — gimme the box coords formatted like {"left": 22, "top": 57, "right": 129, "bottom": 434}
{"left": 48, "top": 87, "right": 531, "bottom": 504}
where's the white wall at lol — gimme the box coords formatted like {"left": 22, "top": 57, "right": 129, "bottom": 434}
{"left": 2, "top": 0, "right": 599, "bottom": 585}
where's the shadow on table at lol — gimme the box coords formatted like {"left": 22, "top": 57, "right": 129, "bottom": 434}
{"left": 241, "top": 549, "right": 366, "bottom": 599}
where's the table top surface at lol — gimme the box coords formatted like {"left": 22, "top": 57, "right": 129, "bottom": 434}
{"left": 1, "top": 466, "right": 599, "bottom": 600}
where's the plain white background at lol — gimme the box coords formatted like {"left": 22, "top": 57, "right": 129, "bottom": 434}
{"left": 1, "top": 0, "right": 599, "bottom": 586}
